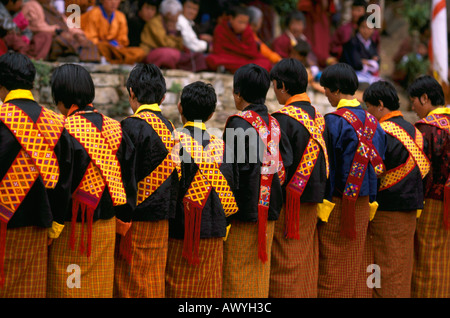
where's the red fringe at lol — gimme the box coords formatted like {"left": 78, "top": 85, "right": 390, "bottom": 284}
{"left": 341, "top": 197, "right": 357, "bottom": 240}
{"left": 258, "top": 205, "right": 268, "bottom": 263}
{"left": 182, "top": 201, "right": 202, "bottom": 265}
{"left": 444, "top": 186, "right": 450, "bottom": 230}
{"left": 119, "top": 226, "right": 133, "bottom": 265}
{"left": 285, "top": 190, "right": 300, "bottom": 240}
{"left": 0, "top": 221, "right": 7, "bottom": 288}
{"left": 69, "top": 200, "right": 95, "bottom": 257}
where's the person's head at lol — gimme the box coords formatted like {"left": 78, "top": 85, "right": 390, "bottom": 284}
{"left": 351, "top": 0, "right": 367, "bottom": 23}
{"left": 2, "top": 0, "right": 23, "bottom": 13}
{"left": 101, "top": 0, "right": 121, "bottom": 15}
{"left": 289, "top": 39, "right": 310, "bottom": 64}
{"left": 0, "top": 52, "right": 36, "bottom": 101}
{"left": 159, "top": 0, "right": 182, "bottom": 22}
{"left": 408, "top": 75, "right": 445, "bottom": 118}
{"left": 182, "top": 0, "right": 200, "bottom": 21}
{"left": 126, "top": 63, "right": 166, "bottom": 112}
{"left": 247, "top": 5, "right": 263, "bottom": 33}
{"left": 285, "top": 11, "right": 305, "bottom": 39}
{"left": 363, "top": 80, "right": 400, "bottom": 120}
{"left": 233, "top": 63, "right": 270, "bottom": 110}
{"left": 228, "top": 5, "right": 250, "bottom": 35}
{"left": 357, "top": 15, "right": 374, "bottom": 40}
{"left": 270, "top": 58, "right": 308, "bottom": 104}
{"left": 178, "top": 81, "right": 216, "bottom": 123}
{"left": 50, "top": 64, "right": 95, "bottom": 116}
{"left": 320, "top": 63, "right": 359, "bottom": 107}
{"left": 138, "top": 0, "right": 159, "bottom": 22}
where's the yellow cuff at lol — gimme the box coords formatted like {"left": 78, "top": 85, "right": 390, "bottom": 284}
{"left": 48, "top": 221, "right": 65, "bottom": 239}
{"left": 116, "top": 218, "right": 132, "bottom": 236}
{"left": 369, "top": 201, "right": 378, "bottom": 221}
{"left": 417, "top": 209, "right": 422, "bottom": 219}
{"left": 223, "top": 224, "right": 231, "bottom": 241}
{"left": 317, "top": 199, "right": 335, "bottom": 222}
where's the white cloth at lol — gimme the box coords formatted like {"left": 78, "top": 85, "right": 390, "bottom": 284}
{"left": 176, "top": 13, "right": 207, "bottom": 53}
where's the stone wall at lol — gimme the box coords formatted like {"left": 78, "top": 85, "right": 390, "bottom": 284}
{"left": 32, "top": 61, "right": 419, "bottom": 137}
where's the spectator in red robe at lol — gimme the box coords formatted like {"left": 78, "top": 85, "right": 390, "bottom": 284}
{"left": 205, "top": 5, "right": 272, "bottom": 73}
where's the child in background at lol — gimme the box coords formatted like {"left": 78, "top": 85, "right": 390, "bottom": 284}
{"left": 127, "top": 0, "right": 159, "bottom": 47}
{"left": 165, "top": 81, "right": 238, "bottom": 298}
{"left": 81, "top": 0, "right": 146, "bottom": 64}
{"left": 206, "top": 5, "right": 272, "bottom": 73}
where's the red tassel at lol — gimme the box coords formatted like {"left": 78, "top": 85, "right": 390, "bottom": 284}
{"left": 444, "top": 186, "right": 450, "bottom": 230}
{"left": 0, "top": 221, "right": 7, "bottom": 288}
{"left": 86, "top": 207, "right": 94, "bottom": 257}
{"left": 341, "top": 197, "right": 357, "bottom": 240}
{"left": 285, "top": 190, "right": 300, "bottom": 240}
{"left": 80, "top": 204, "right": 86, "bottom": 255}
{"left": 69, "top": 200, "right": 79, "bottom": 251}
{"left": 182, "top": 201, "right": 202, "bottom": 265}
{"left": 258, "top": 205, "right": 268, "bottom": 263}
{"left": 119, "top": 226, "right": 133, "bottom": 264}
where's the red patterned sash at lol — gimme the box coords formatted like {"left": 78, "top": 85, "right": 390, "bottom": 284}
{"left": 228, "top": 110, "right": 284, "bottom": 262}
{"left": 334, "top": 108, "right": 385, "bottom": 239}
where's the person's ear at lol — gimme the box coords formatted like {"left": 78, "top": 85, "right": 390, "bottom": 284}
{"left": 177, "top": 102, "right": 183, "bottom": 115}
{"left": 378, "top": 100, "right": 384, "bottom": 111}
{"left": 419, "top": 93, "right": 428, "bottom": 106}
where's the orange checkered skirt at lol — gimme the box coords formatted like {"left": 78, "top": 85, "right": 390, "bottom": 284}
{"left": 114, "top": 220, "right": 168, "bottom": 298}
{"left": 317, "top": 196, "right": 371, "bottom": 298}
{"left": 269, "top": 203, "right": 319, "bottom": 298}
{"left": 47, "top": 217, "right": 115, "bottom": 298}
{"left": 222, "top": 220, "right": 275, "bottom": 298}
{"left": 412, "top": 199, "right": 450, "bottom": 298}
{"left": 0, "top": 226, "right": 47, "bottom": 298}
{"left": 165, "top": 237, "right": 223, "bottom": 298}
{"left": 369, "top": 209, "right": 416, "bottom": 298}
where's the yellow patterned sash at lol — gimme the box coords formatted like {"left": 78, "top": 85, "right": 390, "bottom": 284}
{"left": 0, "top": 104, "right": 64, "bottom": 223}
{"left": 274, "top": 104, "right": 329, "bottom": 239}
{"left": 178, "top": 132, "right": 238, "bottom": 264}
{"left": 131, "top": 111, "right": 179, "bottom": 205}
{"left": 65, "top": 112, "right": 126, "bottom": 256}
{"left": 380, "top": 121, "right": 430, "bottom": 191}
{"left": 65, "top": 114, "right": 126, "bottom": 206}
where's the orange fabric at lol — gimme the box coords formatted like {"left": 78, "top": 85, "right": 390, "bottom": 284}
{"left": 379, "top": 110, "right": 404, "bottom": 123}
{"left": 165, "top": 237, "right": 223, "bottom": 298}
{"left": 253, "top": 33, "right": 281, "bottom": 64}
{"left": 81, "top": 6, "right": 129, "bottom": 46}
{"left": 114, "top": 220, "right": 168, "bottom": 298}
{"left": 270, "top": 204, "right": 319, "bottom": 298}
{"left": 0, "top": 226, "right": 47, "bottom": 298}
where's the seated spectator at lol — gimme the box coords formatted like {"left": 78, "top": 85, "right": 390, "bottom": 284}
{"left": 81, "top": 0, "right": 146, "bottom": 64}
{"left": 140, "top": 0, "right": 207, "bottom": 72}
{"left": 176, "top": 0, "right": 212, "bottom": 53}
{"left": 22, "top": 0, "right": 101, "bottom": 62}
{"left": 0, "top": 0, "right": 52, "bottom": 60}
{"left": 247, "top": 5, "right": 281, "bottom": 65}
{"left": 127, "top": 0, "right": 159, "bottom": 47}
{"left": 289, "top": 39, "right": 324, "bottom": 94}
{"left": 341, "top": 14, "right": 381, "bottom": 86}
{"left": 329, "top": 0, "right": 379, "bottom": 60}
{"left": 272, "top": 10, "right": 317, "bottom": 67}
{"left": 205, "top": 5, "right": 272, "bottom": 73}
